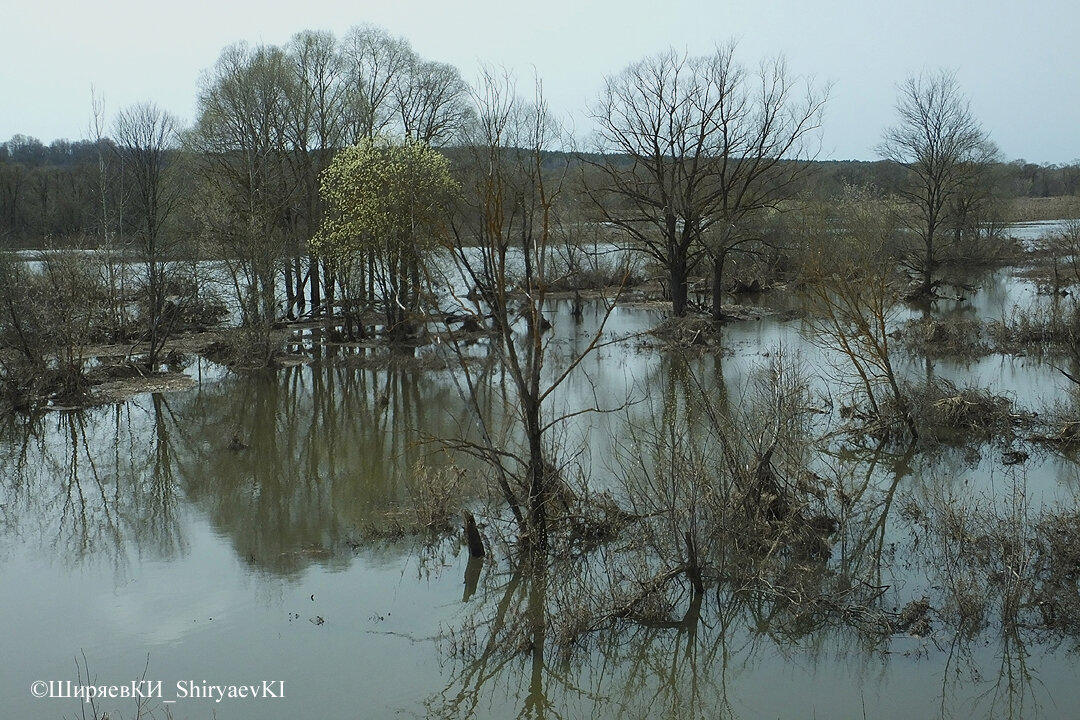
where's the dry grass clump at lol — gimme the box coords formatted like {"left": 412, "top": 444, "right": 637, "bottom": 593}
{"left": 987, "top": 303, "right": 1080, "bottom": 352}
{"left": 406, "top": 463, "right": 471, "bottom": 534}
{"left": 646, "top": 316, "right": 718, "bottom": 348}
{"left": 897, "top": 317, "right": 989, "bottom": 357}
{"left": 363, "top": 462, "right": 470, "bottom": 542}
{"left": 905, "top": 378, "right": 1019, "bottom": 438}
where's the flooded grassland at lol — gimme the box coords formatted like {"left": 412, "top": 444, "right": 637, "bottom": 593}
{"left": 5, "top": 224, "right": 1080, "bottom": 719}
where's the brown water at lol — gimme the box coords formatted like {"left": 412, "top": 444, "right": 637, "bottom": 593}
{"left": 4, "top": 262, "right": 1080, "bottom": 719}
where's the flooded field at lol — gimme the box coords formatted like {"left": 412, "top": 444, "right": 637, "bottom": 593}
{"left": 5, "top": 229, "right": 1080, "bottom": 719}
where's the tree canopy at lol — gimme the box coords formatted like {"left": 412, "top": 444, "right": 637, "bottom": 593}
{"left": 313, "top": 136, "right": 457, "bottom": 262}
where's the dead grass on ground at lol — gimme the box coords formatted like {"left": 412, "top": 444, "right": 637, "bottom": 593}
{"left": 898, "top": 317, "right": 990, "bottom": 358}
{"left": 1005, "top": 196, "right": 1080, "bottom": 222}
{"left": 905, "top": 378, "right": 1024, "bottom": 441}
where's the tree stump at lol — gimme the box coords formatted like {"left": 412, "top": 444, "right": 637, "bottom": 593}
{"left": 463, "top": 509, "right": 485, "bottom": 558}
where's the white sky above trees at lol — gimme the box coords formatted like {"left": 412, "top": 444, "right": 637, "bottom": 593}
{"left": 4, "top": 0, "right": 1076, "bottom": 163}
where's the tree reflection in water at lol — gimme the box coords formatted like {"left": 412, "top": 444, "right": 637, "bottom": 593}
{"left": 0, "top": 357, "right": 470, "bottom": 578}
{"left": 0, "top": 397, "right": 187, "bottom": 574}
{"left": 426, "top": 348, "right": 1080, "bottom": 719}
{"left": 2, "top": 343, "right": 1080, "bottom": 718}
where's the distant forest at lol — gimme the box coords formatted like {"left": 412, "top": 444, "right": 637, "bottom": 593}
{"left": 1, "top": 133, "right": 1078, "bottom": 249}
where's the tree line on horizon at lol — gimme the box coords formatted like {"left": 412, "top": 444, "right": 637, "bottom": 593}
{"left": 3, "top": 134, "right": 1077, "bottom": 245}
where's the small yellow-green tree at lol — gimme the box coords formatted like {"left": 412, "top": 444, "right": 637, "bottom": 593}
{"left": 313, "top": 137, "right": 457, "bottom": 339}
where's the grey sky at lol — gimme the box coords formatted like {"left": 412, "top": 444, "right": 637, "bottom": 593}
{"left": 4, "top": 0, "right": 1076, "bottom": 163}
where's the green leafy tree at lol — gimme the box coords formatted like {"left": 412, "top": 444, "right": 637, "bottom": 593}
{"left": 313, "top": 137, "right": 457, "bottom": 339}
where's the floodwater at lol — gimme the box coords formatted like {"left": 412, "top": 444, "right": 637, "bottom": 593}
{"left": 4, "top": 229, "right": 1080, "bottom": 719}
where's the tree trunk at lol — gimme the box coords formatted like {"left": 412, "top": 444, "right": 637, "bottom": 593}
{"left": 309, "top": 256, "right": 321, "bottom": 316}
{"left": 921, "top": 219, "right": 936, "bottom": 296}
{"left": 711, "top": 251, "right": 726, "bottom": 324}
{"left": 282, "top": 265, "right": 297, "bottom": 321}
{"left": 522, "top": 392, "right": 548, "bottom": 553}
{"left": 670, "top": 251, "right": 689, "bottom": 317}
{"left": 683, "top": 530, "right": 704, "bottom": 595}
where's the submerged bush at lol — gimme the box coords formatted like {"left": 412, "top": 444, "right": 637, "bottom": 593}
{"left": 988, "top": 301, "right": 1080, "bottom": 351}
{"left": 898, "top": 316, "right": 989, "bottom": 357}
{"left": 0, "top": 249, "right": 105, "bottom": 407}
{"left": 545, "top": 248, "right": 644, "bottom": 291}
{"left": 909, "top": 479, "right": 1080, "bottom": 640}
{"left": 905, "top": 377, "right": 1018, "bottom": 440}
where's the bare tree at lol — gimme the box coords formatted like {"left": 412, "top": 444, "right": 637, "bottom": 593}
{"left": 877, "top": 70, "right": 998, "bottom": 298}
{"left": 589, "top": 49, "right": 706, "bottom": 318}
{"left": 113, "top": 102, "right": 182, "bottom": 369}
{"left": 284, "top": 29, "right": 350, "bottom": 318}
{"left": 190, "top": 42, "right": 296, "bottom": 363}
{"left": 341, "top": 24, "right": 413, "bottom": 142}
{"left": 393, "top": 56, "right": 472, "bottom": 145}
{"left": 589, "top": 44, "right": 826, "bottom": 318}
{"left": 89, "top": 86, "right": 126, "bottom": 336}
{"left": 697, "top": 48, "right": 827, "bottom": 322}
{"left": 442, "top": 70, "right": 626, "bottom": 553}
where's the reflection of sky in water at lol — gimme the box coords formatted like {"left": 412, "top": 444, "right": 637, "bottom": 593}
{"left": 4, "top": 522, "right": 455, "bottom": 718}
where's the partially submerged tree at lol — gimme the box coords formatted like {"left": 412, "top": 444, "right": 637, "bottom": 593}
{"left": 282, "top": 29, "right": 350, "bottom": 319}
{"left": 190, "top": 42, "right": 296, "bottom": 363}
{"left": 0, "top": 248, "right": 101, "bottom": 408}
{"left": 313, "top": 137, "right": 457, "bottom": 341}
{"left": 441, "top": 71, "right": 628, "bottom": 554}
{"left": 589, "top": 43, "right": 827, "bottom": 318}
{"left": 878, "top": 70, "right": 997, "bottom": 297}
{"left": 801, "top": 186, "right": 918, "bottom": 439}
{"left": 112, "top": 101, "right": 184, "bottom": 369}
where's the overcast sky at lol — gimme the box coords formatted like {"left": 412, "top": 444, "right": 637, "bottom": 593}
{"left": 4, "top": 0, "right": 1076, "bottom": 163}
